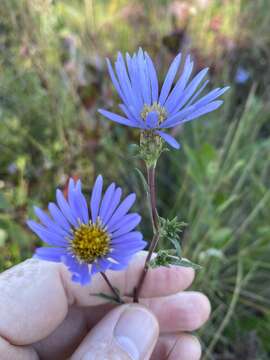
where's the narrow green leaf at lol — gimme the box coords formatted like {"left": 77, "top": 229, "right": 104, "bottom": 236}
{"left": 171, "top": 258, "right": 202, "bottom": 270}
{"left": 135, "top": 167, "right": 149, "bottom": 196}
{"left": 91, "top": 292, "right": 122, "bottom": 304}
{"left": 168, "top": 237, "right": 182, "bottom": 257}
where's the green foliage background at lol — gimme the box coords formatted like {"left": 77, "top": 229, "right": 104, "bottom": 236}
{"left": 1, "top": 0, "right": 270, "bottom": 358}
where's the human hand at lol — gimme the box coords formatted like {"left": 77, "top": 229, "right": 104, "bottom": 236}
{"left": 0, "top": 251, "right": 210, "bottom": 359}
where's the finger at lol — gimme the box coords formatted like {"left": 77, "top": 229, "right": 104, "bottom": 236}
{"left": 35, "top": 290, "right": 209, "bottom": 358}
{"left": 0, "top": 336, "right": 38, "bottom": 360}
{"left": 32, "top": 290, "right": 209, "bottom": 359}
{"left": 67, "top": 252, "right": 194, "bottom": 305}
{"left": 151, "top": 333, "right": 201, "bottom": 360}
{"left": 71, "top": 304, "right": 159, "bottom": 360}
{"left": 0, "top": 252, "right": 194, "bottom": 345}
{"left": 85, "top": 291, "right": 210, "bottom": 332}
{"left": 141, "top": 292, "right": 211, "bottom": 332}
{"left": 33, "top": 304, "right": 116, "bottom": 360}
{"left": 33, "top": 306, "right": 88, "bottom": 360}
{"left": 123, "top": 251, "right": 195, "bottom": 297}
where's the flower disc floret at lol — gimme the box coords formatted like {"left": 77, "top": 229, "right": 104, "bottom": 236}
{"left": 71, "top": 221, "right": 110, "bottom": 263}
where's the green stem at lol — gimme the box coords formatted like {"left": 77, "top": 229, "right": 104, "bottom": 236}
{"left": 133, "top": 232, "right": 160, "bottom": 303}
{"left": 147, "top": 166, "right": 159, "bottom": 232}
{"left": 133, "top": 164, "right": 160, "bottom": 302}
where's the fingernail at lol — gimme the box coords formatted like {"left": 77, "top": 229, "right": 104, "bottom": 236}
{"left": 114, "top": 305, "right": 158, "bottom": 360}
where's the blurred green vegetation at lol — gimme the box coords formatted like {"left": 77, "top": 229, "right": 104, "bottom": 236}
{"left": 1, "top": 0, "right": 270, "bottom": 358}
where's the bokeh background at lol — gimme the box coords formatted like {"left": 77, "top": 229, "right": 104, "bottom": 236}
{"left": 1, "top": 0, "right": 270, "bottom": 358}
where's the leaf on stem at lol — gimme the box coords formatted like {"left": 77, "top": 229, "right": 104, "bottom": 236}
{"left": 159, "top": 216, "right": 187, "bottom": 256}
{"left": 149, "top": 249, "right": 201, "bottom": 270}
{"left": 135, "top": 167, "right": 150, "bottom": 197}
{"left": 91, "top": 291, "right": 123, "bottom": 304}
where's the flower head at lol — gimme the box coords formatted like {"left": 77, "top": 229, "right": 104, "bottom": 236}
{"left": 235, "top": 66, "right": 250, "bottom": 84}
{"left": 99, "top": 48, "right": 229, "bottom": 149}
{"left": 27, "top": 176, "right": 146, "bottom": 285}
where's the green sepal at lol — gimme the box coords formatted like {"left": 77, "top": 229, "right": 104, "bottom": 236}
{"left": 139, "top": 130, "right": 165, "bottom": 168}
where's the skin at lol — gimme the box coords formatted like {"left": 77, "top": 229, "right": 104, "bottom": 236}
{"left": 0, "top": 251, "right": 211, "bottom": 359}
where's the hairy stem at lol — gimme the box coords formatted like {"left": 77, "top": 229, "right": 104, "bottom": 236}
{"left": 133, "top": 165, "right": 160, "bottom": 302}
{"left": 100, "top": 272, "right": 124, "bottom": 304}
{"left": 147, "top": 166, "right": 159, "bottom": 232}
{"left": 133, "top": 232, "right": 159, "bottom": 302}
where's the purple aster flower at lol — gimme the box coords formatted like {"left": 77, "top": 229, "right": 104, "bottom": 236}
{"left": 27, "top": 175, "right": 146, "bottom": 286}
{"left": 98, "top": 48, "right": 229, "bottom": 149}
{"left": 235, "top": 66, "right": 250, "bottom": 84}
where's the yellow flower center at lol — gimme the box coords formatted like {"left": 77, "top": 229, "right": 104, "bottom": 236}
{"left": 71, "top": 222, "right": 110, "bottom": 263}
{"left": 141, "top": 102, "right": 167, "bottom": 125}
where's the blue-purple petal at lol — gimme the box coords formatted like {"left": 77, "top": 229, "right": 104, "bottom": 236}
{"left": 68, "top": 181, "right": 83, "bottom": 223}
{"left": 34, "top": 206, "right": 68, "bottom": 237}
{"left": 56, "top": 189, "right": 77, "bottom": 227}
{"left": 111, "top": 241, "right": 146, "bottom": 256}
{"left": 170, "top": 67, "right": 209, "bottom": 115}
{"left": 63, "top": 255, "right": 91, "bottom": 286}
{"left": 110, "top": 213, "right": 141, "bottom": 234}
{"left": 98, "top": 109, "right": 138, "bottom": 128}
{"left": 48, "top": 203, "right": 71, "bottom": 232}
{"left": 90, "top": 175, "right": 103, "bottom": 223}
{"left": 75, "top": 183, "right": 89, "bottom": 224}
{"left": 106, "top": 58, "right": 126, "bottom": 103}
{"left": 186, "top": 80, "right": 209, "bottom": 107}
{"left": 192, "top": 86, "right": 229, "bottom": 109}
{"left": 111, "top": 231, "right": 143, "bottom": 245}
{"left": 105, "top": 255, "right": 132, "bottom": 270}
{"left": 156, "top": 131, "right": 180, "bottom": 149}
{"left": 102, "top": 187, "right": 122, "bottom": 225}
{"left": 92, "top": 258, "right": 111, "bottom": 274}
{"left": 145, "top": 51, "right": 159, "bottom": 103}
{"left": 137, "top": 48, "right": 151, "bottom": 105}
{"left": 35, "top": 247, "right": 66, "bottom": 262}
{"left": 27, "top": 220, "right": 68, "bottom": 246}
{"left": 159, "top": 53, "right": 181, "bottom": 105}
{"left": 115, "top": 53, "right": 141, "bottom": 117}
{"left": 183, "top": 100, "right": 224, "bottom": 123}
{"left": 145, "top": 111, "right": 159, "bottom": 129}
{"left": 119, "top": 104, "right": 146, "bottom": 129}
{"left": 164, "top": 55, "right": 193, "bottom": 113}
{"left": 160, "top": 104, "right": 196, "bottom": 128}
{"left": 106, "top": 193, "right": 136, "bottom": 229}
{"left": 126, "top": 53, "right": 144, "bottom": 110}
{"left": 112, "top": 223, "right": 142, "bottom": 242}
{"left": 98, "top": 182, "right": 115, "bottom": 221}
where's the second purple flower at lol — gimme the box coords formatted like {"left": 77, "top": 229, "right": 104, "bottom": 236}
{"left": 99, "top": 48, "right": 229, "bottom": 149}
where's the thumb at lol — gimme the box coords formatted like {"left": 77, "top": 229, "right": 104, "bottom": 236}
{"left": 71, "top": 304, "right": 159, "bottom": 360}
